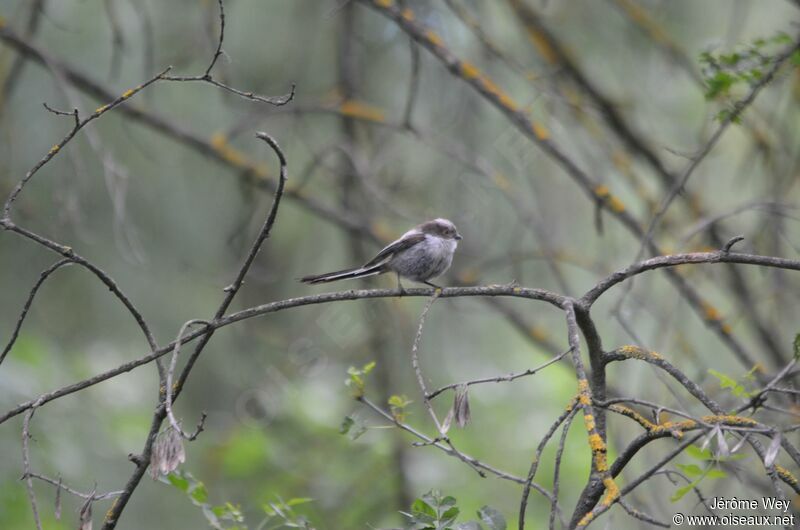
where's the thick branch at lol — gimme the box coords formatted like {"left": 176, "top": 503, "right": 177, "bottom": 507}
{"left": 582, "top": 250, "right": 800, "bottom": 306}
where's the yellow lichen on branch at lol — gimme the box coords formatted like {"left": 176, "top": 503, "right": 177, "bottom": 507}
{"left": 339, "top": 100, "right": 386, "bottom": 123}
{"left": 475, "top": 75, "right": 519, "bottom": 112}
{"left": 105, "top": 498, "right": 120, "bottom": 522}
{"left": 600, "top": 477, "right": 620, "bottom": 505}
{"left": 609, "top": 404, "right": 657, "bottom": 431}
{"left": 583, "top": 413, "right": 596, "bottom": 432}
{"left": 531, "top": 121, "right": 550, "bottom": 140}
{"left": 612, "top": 0, "right": 671, "bottom": 46}
{"left": 459, "top": 61, "right": 481, "bottom": 80}
{"left": 607, "top": 195, "right": 626, "bottom": 213}
{"left": 701, "top": 414, "right": 758, "bottom": 427}
{"left": 526, "top": 30, "right": 559, "bottom": 65}
{"left": 577, "top": 379, "right": 591, "bottom": 406}
{"left": 701, "top": 302, "right": 722, "bottom": 322}
{"left": 775, "top": 465, "right": 798, "bottom": 485}
{"left": 593, "top": 184, "right": 626, "bottom": 212}
{"left": 424, "top": 29, "right": 444, "bottom": 48}
{"left": 617, "top": 345, "right": 663, "bottom": 361}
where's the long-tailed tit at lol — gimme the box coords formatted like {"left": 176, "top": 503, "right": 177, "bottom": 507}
{"left": 300, "top": 218, "right": 462, "bottom": 289}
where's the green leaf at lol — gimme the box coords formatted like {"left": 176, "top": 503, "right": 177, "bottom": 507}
{"left": 685, "top": 445, "right": 712, "bottom": 461}
{"left": 706, "top": 468, "right": 727, "bottom": 479}
{"left": 166, "top": 472, "right": 190, "bottom": 492}
{"left": 720, "top": 52, "right": 741, "bottom": 66}
{"left": 200, "top": 505, "right": 223, "bottom": 529}
{"left": 442, "top": 506, "right": 460, "bottom": 523}
{"left": 389, "top": 394, "right": 412, "bottom": 408}
{"left": 699, "top": 51, "right": 714, "bottom": 64}
{"left": 477, "top": 506, "right": 507, "bottom": 530}
{"left": 708, "top": 369, "right": 755, "bottom": 398}
{"left": 440, "top": 496, "right": 457, "bottom": 508}
{"left": 190, "top": 482, "right": 209, "bottom": 504}
{"left": 705, "top": 71, "right": 737, "bottom": 99}
{"left": 412, "top": 498, "right": 437, "bottom": 519}
{"left": 339, "top": 416, "right": 354, "bottom": 435}
{"left": 286, "top": 497, "right": 314, "bottom": 507}
{"left": 676, "top": 464, "right": 703, "bottom": 478}
{"left": 339, "top": 415, "right": 366, "bottom": 440}
{"left": 389, "top": 394, "right": 413, "bottom": 422}
{"left": 671, "top": 480, "right": 700, "bottom": 502}
{"left": 793, "top": 333, "right": 800, "bottom": 359}
{"left": 345, "top": 361, "right": 377, "bottom": 398}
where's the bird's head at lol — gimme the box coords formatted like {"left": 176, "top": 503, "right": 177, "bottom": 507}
{"left": 419, "top": 218, "right": 462, "bottom": 241}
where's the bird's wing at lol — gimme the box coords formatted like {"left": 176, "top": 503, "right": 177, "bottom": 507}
{"left": 363, "top": 232, "right": 426, "bottom": 268}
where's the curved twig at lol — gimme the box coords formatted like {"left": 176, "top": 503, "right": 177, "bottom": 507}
{"left": 0, "top": 259, "right": 73, "bottom": 367}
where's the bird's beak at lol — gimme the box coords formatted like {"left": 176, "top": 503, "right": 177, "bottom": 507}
{"left": 455, "top": 233, "right": 463, "bottom": 241}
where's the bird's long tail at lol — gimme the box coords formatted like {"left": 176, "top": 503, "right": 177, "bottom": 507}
{"left": 300, "top": 263, "right": 386, "bottom": 284}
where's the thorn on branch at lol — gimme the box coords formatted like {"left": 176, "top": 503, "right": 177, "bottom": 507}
{"left": 722, "top": 235, "right": 745, "bottom": 253}
{"left": 42, "top": 103, "right": 80, "bottom": 127}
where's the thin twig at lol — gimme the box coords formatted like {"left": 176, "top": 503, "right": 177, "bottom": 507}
{"left": 357, "top": 397, "right": 559, "bottom": 503}
{"left": 164, "top": 320, "right": 211, "bottom": 440}
{"left": 160, "top": 0, "right": 294, "bottom": 106}
{"left": 636, "top": 36, "right": 800, "bottom": 259}
{"left": 21, "top": 400, "right": 45, "bottom": 530}
{"left": 101, "top": 132, "right": 289, "bottom": 529}
{"left": 618, "top": 498, "right": 670, "bottom": 528}
{"left": 519, "top": 399, "right": 578, "bottom": 530}
{"left": 426, "top": 347, "right": 572, "bottom": 400}
{"left": 23, "top": 472, "right": 123, "bottom": 501}
{"left": 410, "top": 290, "right": 443, "bottom": 432}
{"left": 0, "top": 259, "right": 73, "bottom": 366}
{"left": 549, "top": 406, "right": 577, "bottom": 530}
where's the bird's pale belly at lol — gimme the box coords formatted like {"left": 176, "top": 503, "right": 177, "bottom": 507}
{"left": 388, "top": 237, "right": 455, "bottom": 281}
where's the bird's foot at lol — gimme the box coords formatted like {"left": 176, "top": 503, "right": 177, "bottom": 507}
{"left": 424, "top": 281, "right": 443, "bottom": 291}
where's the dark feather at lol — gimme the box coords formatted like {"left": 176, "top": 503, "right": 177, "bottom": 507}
{"left": 363, "top": 232, "right": 426, "bottom": 268}
{"left": 300, "top": 263, "right": 385, "bottom": 284}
